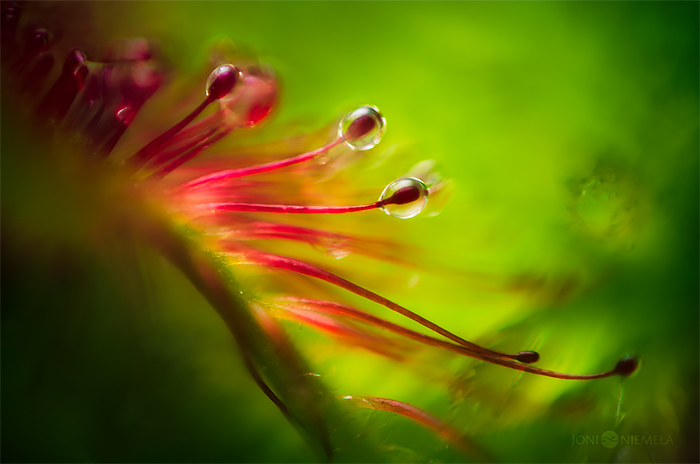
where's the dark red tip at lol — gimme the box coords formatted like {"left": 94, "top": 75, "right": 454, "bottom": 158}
{"left": 13, "top": 28, "right": 50, "bottom": 70}
{"left": 346, "top": 114, "right": 376, "bottom": 140}
{"left": 62, "top": 49, "right": 87, "bottom": 74}
{"left": 515, "top": 351, "right": 540, "bottom": 364}
{"left": 26, "top": 28, "right": 50, "bottom": 55}
{"left": 383, "top": 185, "right": 421, "bottom": 206}
{"left": 74, "top": 62, "right": 89, "bottom": 90}
{"left": 206, "top": 65, "right": 239, "bottom": 101}
{"left": 614, "top": 357, "right": 639, "bottom": 377}
{"left": 247, "top": 102, "right": 274, "bottom": 126}
{"left": 1, "top": 7, "right": 20, "bottom": 40}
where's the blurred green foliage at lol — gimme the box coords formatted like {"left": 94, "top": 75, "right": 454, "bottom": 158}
{"left": 2, "top": 2, "right": 698, "bottom": 463}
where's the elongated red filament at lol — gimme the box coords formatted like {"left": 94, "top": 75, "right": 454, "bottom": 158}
{"left": 237, "top": 250, "right": 539, "bottom": 364}
{"left": 270, "top": 304, "right": 408, "bottom": 361}
{"left": 345, "top": 114, "right": 376, "bottom": 140}
{"left": 198, "top": 182, "right": 425, "bottom": 215}
{"left": 149, "top": 128, "right": 229, "bottom": 180}
{"left": 130, "top": 65, "right": 238, "bottom": 171}
{"left": 181, "top": 137, "right": 344, "bottom": 191}
{"left": 341, "top": 395, "right": 484, "bottom": 459}
{"left": 208, "top": 201, "right": 379, "bottom": 215}
{"left": 277, "top": 298, "right": 534, "bottom": 363}
{"left": 272, "top": 298, "right": 637, "bottom": 380}
{"left": 130, "top": 98, "right": 211, "bottom": 169}
{"left": 145, "top": 126, "right": 218, "bottom": 169}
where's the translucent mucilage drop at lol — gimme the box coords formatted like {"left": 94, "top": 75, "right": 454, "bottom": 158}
{"left": 379, "top": 177, "right": 429, "bottom": 219}
{"left": 339, "top": 105, "right": 386, "bottom": 151}
{"left": 220, "top": 65, "right": 278, "bottom": 127}
{"left": 116, "top": 105, "right": 135, "bottom": 125}
{"left": 205, "top": 63, "right": 240, "bottom": 102}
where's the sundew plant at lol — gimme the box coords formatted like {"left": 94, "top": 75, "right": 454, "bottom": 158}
{"left": 2, "top": 2, "right": 698, "bottom": 463}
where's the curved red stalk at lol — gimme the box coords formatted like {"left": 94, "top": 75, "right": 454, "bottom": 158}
{"left": 192, "top": 182, "right": 426, "bottom": 216}
{"left": 144, "top": 126, "right": 219, "bottom": 170}
{"left": 204, "top": 201, "right": 380, "bottom": 215}
{"left": 275, "top": 297, "right": 519, "bottom": 360}
{"left": 148, "top": 127, "right": 230, "bottom": 180}
{"left": 233, "top": 249, "right": 635, "bottom": 379}
{"left": 342, "top": 396, "right": 489, "bottom": 460}
{"left": 180, "top": 137, "right": 344, "bottom": 191}
{"left": 269, "top": 303, "right": 411, "bottom": 361}
{"left": 129, "top": 98, "right": 211, "bottom": 169}
{"left": 214, "top": 221, "right": 418, "bottom": 266}
{"left": 151, "top": 110, "right": 222, "bottom": 156}
{"left": 273, "top": 298, "right": 629, "bottom": 380}
{"left": 236, "top": 250, "right": 523, "bottom": 358}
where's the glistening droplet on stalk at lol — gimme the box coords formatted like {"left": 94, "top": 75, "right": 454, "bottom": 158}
{"left": 195, "top": 176, "right": 431, "bottom": 217}
{"left": 378, "top": 177, "right": 430, "bottom": 219}
{"left": 272, "top": 297, "right": 542, "bottom": 365}
{"left": 129, "top": 63, "right": 241, "bottom": 170}
{"left": 339, "top": 105, "right": 386, "bottom": 150}
{"left": 219, "top": 65, "right": 277, "bottom": 127}
{"left": 13, "top": 28, "right": 49, "bottom": 70}
{"left": 205, "top": 63, "right": 241, "bottom": 101}
{"left": 235, "top": 251, "right": 638, "bottom": 379}
{"left": 178, "top": 105, "right": 385, "bottom": 191}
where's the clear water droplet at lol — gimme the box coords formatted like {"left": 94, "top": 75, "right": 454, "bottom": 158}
{"left": 378, "top": 177, "right": 429, "bottom": 219}
{"left": 205, "top": 63, "right": 240, "bottom": 101}
{"left": 115, "top": 105, "right": 135, "bottom": 125}
{"left": 324, "top": 239, "right": 351, "bottom": 259}
{"left": 219, "top": 65, "right": 277, "bottom": 127}
{"left": 310, "top": 237, "right": 351, "bottom": 259}
{"left": 315, "top": 151, "right": 329, "bottom": 165}
{"left": 338, "top": 105, "right": 385, "bottom": 151}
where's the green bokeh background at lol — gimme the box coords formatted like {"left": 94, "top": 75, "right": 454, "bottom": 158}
{"left": 2, "top": 2, "right": 698, "bottom": 463}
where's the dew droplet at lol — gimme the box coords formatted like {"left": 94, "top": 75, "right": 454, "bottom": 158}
{"left": 26, "top": 28, "right": 50, "bottom": 55}
{"left": 205, "top": 63, "right": 240, "bottom": 102}
{"left": 242, "top": 66, "right": 277, "bottom": 126}
{"left": 219, "top": 65, "right": 277, "bottom": 127}
{"left": 63, "top": 49, "right": 86, "bottom": 74}
{"left": 115, "top": 105, "right": 135, "bottom": 125}
{"left": 14, "top": 28, "right": 50, "bottom": 70}
{"left": 378, "top": 177, "right": 429, "bottom": 219}
{"left": 315, "top": 151, "right": 329, "bottom": 165}
{"left": 1, "top": 6, "right": 21, "bottom": 42}
{"left": 338, "top": 105, "right": 385, "bottom": 151}
{"left": 317, "top": 236, "right": 351, "bottom": 259}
